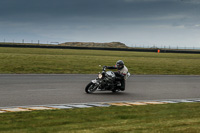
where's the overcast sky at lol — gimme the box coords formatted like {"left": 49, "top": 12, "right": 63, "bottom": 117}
{"left": 0, "top": 0, "right": 200, "bottom": 47}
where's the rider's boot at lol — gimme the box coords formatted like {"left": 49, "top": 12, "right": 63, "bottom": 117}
{"left": 120, "top": 80, "right": 125, "bottom": 91}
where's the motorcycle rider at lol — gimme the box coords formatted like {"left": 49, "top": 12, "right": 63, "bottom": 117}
{"left": 105, "top": 60, "right": 129, "bottom": 91}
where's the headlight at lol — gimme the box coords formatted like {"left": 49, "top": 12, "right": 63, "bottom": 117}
{"left": 98, "top": 74, "right": 103, "bottom": 79}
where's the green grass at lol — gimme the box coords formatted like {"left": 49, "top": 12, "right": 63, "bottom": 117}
{"left": 0, "top": 47, "right": 200, "bottom": 74}
{"left": 0, "top": 102, "right": 200, "bottom": 132}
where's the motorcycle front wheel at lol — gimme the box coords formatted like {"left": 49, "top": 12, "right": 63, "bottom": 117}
{"left": 85, "top": 82, "right": 98, "bottom": 94}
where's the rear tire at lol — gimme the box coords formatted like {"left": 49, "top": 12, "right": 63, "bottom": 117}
{"left": 112, "top": 89, "right": 120, "bottom": 93}
{"left": 85, "top": 82, "right": 98, "bottom": 94}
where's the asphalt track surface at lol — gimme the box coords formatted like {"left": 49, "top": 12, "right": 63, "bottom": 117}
{"left": 0, "top": 74, "right": 200, "bottom": 107}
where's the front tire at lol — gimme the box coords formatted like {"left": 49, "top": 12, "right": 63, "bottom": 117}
{"left": 85, "top": 82, "right": 98, "bottom": 94}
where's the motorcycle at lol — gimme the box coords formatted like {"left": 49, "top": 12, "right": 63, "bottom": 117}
{"left": 85, "top": 65, "right": 130, "bottom": 94}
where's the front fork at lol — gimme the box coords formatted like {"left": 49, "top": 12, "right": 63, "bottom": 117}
{"left": 91, "top": 79, "right": 99, "bottom": 84}
{"left": 92, "top": 78, "right": 104, "bottom": 90}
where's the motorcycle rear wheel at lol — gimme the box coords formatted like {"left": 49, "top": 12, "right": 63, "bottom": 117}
{"left": 112, "top": 89, "right": 120, "bottom": 93}
{"left": 85, "top": 82, "right": 98, "bottom": 94}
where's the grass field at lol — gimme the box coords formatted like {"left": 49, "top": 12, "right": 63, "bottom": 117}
{"left": 0, "top": 47, "right": 200, "bottom": 133}
{"left": 0, "top": 102, "right": 200, "bottom": 133}
{"left": 0, "top": 47, "right": 200, "bottom": 75}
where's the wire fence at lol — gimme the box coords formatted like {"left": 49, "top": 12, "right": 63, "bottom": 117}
{"left": 129, "top": 44, "right": 200, "bottom": 50}
{"left": 0, "top": 39, "right": 200, "bottom": 50}
{"left": 0, "top": 39, "right": 59, "bottom": 45}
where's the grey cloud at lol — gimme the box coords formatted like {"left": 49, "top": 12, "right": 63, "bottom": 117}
{"left": 180, "top": 0, "right": 200, "bottom": 4}
{"left": 0, "top": 0, "right": 199, "bottom": 22}
{"left": 124, "top": 0, "right": 175, "bottom": 2}
{"left": 1, "top": 0, "right": 199, "bottom": 28}
{"left": 1, "top": 0, "right": 200, "bottom": 46}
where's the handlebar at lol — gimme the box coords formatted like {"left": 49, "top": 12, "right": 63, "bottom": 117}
{"left": 99, "top": 65, "right": 107, "bottom": 71}
{"left": 103, "top": 66, "right": 107, "bottom": 71}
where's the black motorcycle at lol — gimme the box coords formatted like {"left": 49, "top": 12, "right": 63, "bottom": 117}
{"left": 85, "top": 65, "right": 125, "bottom": 94}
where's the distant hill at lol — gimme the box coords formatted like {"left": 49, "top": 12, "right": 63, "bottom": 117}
{"left": 59, "top": 42, "right": 128, "bottom": 48}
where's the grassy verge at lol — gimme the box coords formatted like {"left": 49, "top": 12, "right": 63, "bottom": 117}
{"left": 0, "top": 47, "right": 200, "bottom": 75}
{"left": 0, "top": 102, "right": 200, "bottom": 132}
